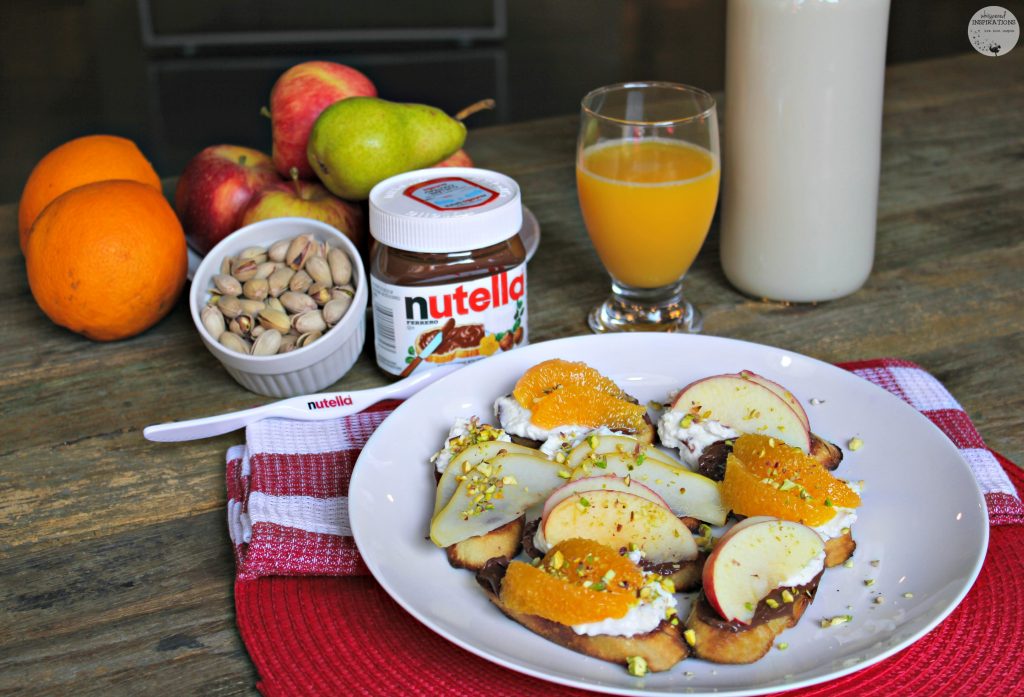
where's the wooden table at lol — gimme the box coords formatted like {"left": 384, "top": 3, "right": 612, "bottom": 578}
{"left": 2, "top": 52, "right": 1021, "bottom": 695}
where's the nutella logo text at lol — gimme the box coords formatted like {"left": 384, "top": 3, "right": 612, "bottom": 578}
{"left": 404, "top": 269, "right": 525, "bottom": 320}
{"left": 307, "top": 395, "right": 354, "bottom": 410}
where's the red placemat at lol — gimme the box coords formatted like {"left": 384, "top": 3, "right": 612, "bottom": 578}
{"left": 229, "top": 360, "right": 1024, "bottom": 696}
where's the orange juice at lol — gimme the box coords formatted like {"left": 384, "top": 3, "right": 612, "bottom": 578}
{"left": 577, "top": 139, "right": 720, "bottom": 288}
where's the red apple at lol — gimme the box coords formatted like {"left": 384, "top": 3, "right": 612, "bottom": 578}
{"left": 269, "top": 61, "right": 377, "bottom": 179}
{"left": 241, "top": 172, "right": 366, "bottom": 249}
{"left": 435, "top": 149, "right": 474, "bottom": 168}
{"left": 175, "top": 145, "right": 280, "bottom": 254}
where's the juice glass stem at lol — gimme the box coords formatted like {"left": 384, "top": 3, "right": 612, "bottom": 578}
{"left": 589, "top": 278, "right": 703, "bottom": 333}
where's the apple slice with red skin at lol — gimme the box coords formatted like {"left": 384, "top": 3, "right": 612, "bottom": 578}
{"left": 671, "top": 374, "right": 811, "bottom": 452}
{"left": 739, "top": 370, "right": 810, "bottom": 432}
{"left": 540, "top": 475, "right": 669, "bottom": 527}
{"left": 702, "top": 517, "right": 825, "bottom": 625}
{"left": 542, "top": 489, "right": 698, "bottom": 564}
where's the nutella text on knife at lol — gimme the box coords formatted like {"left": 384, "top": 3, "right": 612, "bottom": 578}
{"left": 368, "top": 167, "right": 529, "bottom": 377}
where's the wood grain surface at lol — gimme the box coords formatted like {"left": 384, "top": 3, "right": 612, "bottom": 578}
{"left": 1, "top": 52, "right": 1021, "bottom": 695}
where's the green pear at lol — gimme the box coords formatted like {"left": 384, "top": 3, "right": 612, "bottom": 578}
{"left": 307, "top": 97, "right": 466, "bottom": 200}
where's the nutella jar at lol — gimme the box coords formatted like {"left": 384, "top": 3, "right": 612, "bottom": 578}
{"left": 368, "top": 167, "right": 528, "bottom": 377}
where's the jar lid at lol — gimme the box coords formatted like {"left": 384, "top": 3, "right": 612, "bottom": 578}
{"left": 369, "top": 167, "right": 523, "bottom": 253}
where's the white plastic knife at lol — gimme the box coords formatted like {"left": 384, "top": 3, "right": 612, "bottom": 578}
{"left": 143, "top": 363, "right": 461, "bottom": 442}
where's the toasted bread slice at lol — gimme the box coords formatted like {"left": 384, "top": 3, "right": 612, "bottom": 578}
{"left": 446, "top": 517, "right": 524, "bottom": 571}
{"left": 485, "top": 589, "right": 688, "bottom": 672}
{"left": 824, "top": 529, "right": 856, "bottom": 567}
{"left": 509, "top": 414, "right": 656, "bottom": 450}
{"left": 685, "top": 577, "right": 819, "bottom": 665}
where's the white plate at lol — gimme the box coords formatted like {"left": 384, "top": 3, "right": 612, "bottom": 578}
{"left": 349, "top": 334, "right": 988, "bottom": 696}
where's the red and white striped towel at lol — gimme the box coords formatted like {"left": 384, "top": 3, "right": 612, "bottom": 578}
{"left": 226, "top": 360, "right": 1023, "bottom": 580}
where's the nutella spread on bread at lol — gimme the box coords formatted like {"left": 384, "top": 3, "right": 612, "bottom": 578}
{"left": 369, "top": 167, "right": 528, "bottom": 376}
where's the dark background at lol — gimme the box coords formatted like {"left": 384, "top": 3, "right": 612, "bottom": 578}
{"left": 0, "top": 0, "right": 990, "bottom": 201}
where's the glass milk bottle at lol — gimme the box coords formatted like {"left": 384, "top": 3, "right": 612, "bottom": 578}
{"left": 720, "top": 0, "right": 891, "bottom": 302}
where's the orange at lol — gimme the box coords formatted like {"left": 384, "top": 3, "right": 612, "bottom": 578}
{"left": 18, "top": 135, "right": 161, "bottom": 254}
{"left": 500, "top": 539, "right": 644, "bottom": 625}
{"left": 26, "top": 180, "right": 187, "bottom": 341}
{"left": 721, "top": 434, "right": 860, "bottom": 526}
{"left": 512, "top": 359, "right": 646, "bottom": 431}
{"left": 513, "top": 358, "right": 628, "bottom": 406}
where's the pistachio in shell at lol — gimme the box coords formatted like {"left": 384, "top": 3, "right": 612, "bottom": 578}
{"left": 328, "top": 248, "right": 353, "bottom": 286}
{"left": 201, "top": 305, "right": 226, "bottom": 339}
{"left": 219, "top": 332, "right": 250, "bottom": 354}
{"left": 252, "top": 329, "right": 283, "bottom": 356}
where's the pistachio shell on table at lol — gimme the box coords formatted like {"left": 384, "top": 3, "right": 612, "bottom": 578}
{"left": 328, "top": 248, "right": 353, "bottom": 286}
{"left": 219, "top": 332, "right": 250, "bottom": 354}
{"left": 268, "top": 239, "right": 290, "bottom": 263}
{"left": 238, "top": 299, "right": 266, "bottom": 315}
{"left": 323, "top": 296, "right": 351, "bottom": 326}
{"left": 251, "top": 329, "right": 282, "bottom": 356}
{"left": 305, "top": 256, "right": 332, "bottom": 286}
{"left": 201, "top": 305, "right": 226, "bottom": 339}
{"left": 289, "top": 269, "right": 313, "bottom": 293}
{"left": 286, "top": 235, "right": 315, "bottom": 271}
{"left": 293, "top": 309, "right": 327, "bottom": 334}
{"left": 232, "top": 258, "right": 259, "bottom": 282}
{"left": 213, "top": 274, "right": 242, "bottom": 297}
{"left": 279, "top": 290, "right": 317, "bottom": 314}
{"left": 242, "top": 278, "right": 269, "bottom": 301}
{"left": 268, "top": 267, "right": 295, "bottom": 297}
{"left": 258, "top": 308, "right": 291, "bottom": 334}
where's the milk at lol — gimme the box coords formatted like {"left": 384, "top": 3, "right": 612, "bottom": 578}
{"left": 721, "top": 0, "right": 891, "bottom": 302}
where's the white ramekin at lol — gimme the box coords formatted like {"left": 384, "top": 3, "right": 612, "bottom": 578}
{"left": 189, "top": 217, "right": 368, "bottom": 398}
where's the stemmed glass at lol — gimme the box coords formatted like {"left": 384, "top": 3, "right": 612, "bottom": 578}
{"left": 576, "top": 82, "right": 720, "bottom": 333}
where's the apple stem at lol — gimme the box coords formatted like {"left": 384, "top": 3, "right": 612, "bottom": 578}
{"left": 455, "top": 99, "right": 496, "bottom": 122}
{"left": 289, "top": 167, "right": 302, "bottom": 197}
{"left": 260, "top": 106, "right": 272, "bottom": 120}
{"left": 238, "top": 155, "right": 247, "bottom": 166}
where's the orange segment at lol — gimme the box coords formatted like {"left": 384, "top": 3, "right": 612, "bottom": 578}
{"left": 721, "top": 453, "right": 835, "bottom": 526}
{"left": 529, "top": 384, "right": 647, "bottom": 431}
{"left": 513, "top": 359, "right": 627, "bottom": 407}
{"left": 499, "top": 539, "right": 643, "bottom": 625}
{"left": 732, "top": 435, "right": 860, "bottom": 508}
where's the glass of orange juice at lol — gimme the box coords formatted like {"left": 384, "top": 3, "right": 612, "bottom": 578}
{"left": 577, "top": 82, "right": 719, "bottom": 333}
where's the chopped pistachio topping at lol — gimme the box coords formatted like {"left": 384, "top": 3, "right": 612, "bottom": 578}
{"left": 781, "top": 590, "right": 795, "bottom": 603}
{"left": 765, "top": 598, "right": 780, "bottom": 609}
{"left": 843, "top": 559, "right": 855, "bottom": 568}
{"left": 777, "top": 642, "right": 789, "bottom": 651}
{"left": 683, "top": 629, "right": 697, "bottom": 647}
{"left": 864, "top": 579, "right": 875, "bottom": 587}
{"left": 848, "top": 437, "right": 864, "bottom": 451}
{"left": 903, "top": 592, "right": 914, "bottom": 599}
{"left": 874, "top": 596, "right": 885, "bottom": 605}
{"left": 820, "top": 614, "right": 853, "bottom": 628}
{"left": 626, "top": 655, "right": 648, "bottom": 677}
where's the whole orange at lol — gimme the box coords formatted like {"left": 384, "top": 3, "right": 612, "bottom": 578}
{"left": 18, "top": 135, "right": 162, "bottom": 254}
{"left": 26, "top": 180, "right": 187, "bottom": 341}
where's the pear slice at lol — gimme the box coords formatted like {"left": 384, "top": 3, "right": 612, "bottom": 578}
{"left": 430, "top": 451, "right": 564, "bottom": 548}
{"left": 434, "top": 440, "right": 542, "bottom": 516}
{"left": 573, "top": 452, "right": 727, "bottom": 526}
{"left": 565, "top": 434, "right": 680, "bottom": 470}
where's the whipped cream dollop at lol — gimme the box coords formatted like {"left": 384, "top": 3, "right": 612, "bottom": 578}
{"left": 657, "top": 410, "right": 739, "bottom": 468}
{"left": 812, "top": 480, "right": 863, "bottom": 540}
{"left": 572, "top": 574, "right": 677, "bottom": 638}
{"left": 778, "top": 547, "right": 827, "bottom": 587}
{"left": 430, "top": 417, "right": 511, "bottom": 473}
{"left": 494, "top": 395, "right": 621, "bottom": 460}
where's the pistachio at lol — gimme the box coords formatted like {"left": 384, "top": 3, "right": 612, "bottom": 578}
{"left": 254, "top": 261, "right": 277, "bottom": 280}
{"left": 232, "top": 258, "right": 259, "bottom": 282}
{"left": 268, "top": 238, "right": 290, "bottom": 263}
{"left": 289, "top": 269, "right": 313, "bottom": 293}
{"left": 219, "top": 332, "right": 250, "bottom": 354}
{"left": 308, "top": 282, "right": 332, "bottom": 306}
{"left": 229, "top": 314, "right": 254, "bottom": 336}
{"left": 330, "top": 286, "right": 354, "bottom": 301}
{"left": 306, "top": 255, "right": 332, "bottom": 285}
{"left": 239, "top": 246, "right": 268, "bottom": 261}
{"left": 252, "top": 329, "right": 282, "bottom": 356}
{"left": 286, "top": 234, "right": 315, "bottom": 270}
{"left": 213, "top": 274, "right": 242, "bottom": 296}
{"left": 293, "top": 309, "right": 327, "bottom": 334}
{"left": 217, "top": 295, "right": 243, "bottom": 319}
{"left": 239, "top": 298, "right": 266, "bottom": 315}
{"left": 268, "top": 267, "right": 295, "bottom": 297}
{"left": 265, "top": 296, "right": 286, "bottom": 315}
{"left": 296, "top": 331, "right": 322, "bottom": 348}
{"left": 328, "top": 248, "right": 353, "bottom": 286}
{"left": 323, "top": 296, "right": 351, "bottom": 326}
{"left": 258, "top": 308, "right": 292, "bottom": 333}
{"left": 219, "top": 256, "right": 233, "bottom": 275}
{"left": 201, "top": 305, "right": 226, "bottom": 339}
{"left": 280, "top": 290, "right": 317, "bottom": 314}
{"left": 243, "top": 278, "right": 269, "bottom": 301}
{"left": 250, "top": 325, "right": 266, "bottom": 339}
{"left": 279, "top": 333, "right": 298, "bottom": 353}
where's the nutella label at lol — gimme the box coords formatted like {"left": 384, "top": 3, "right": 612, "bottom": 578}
{"left": 403, "top": 177, "right": 499, "bottom": 211}
{"left": 371, "top": 263, "right": 528, "bottom": 376}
